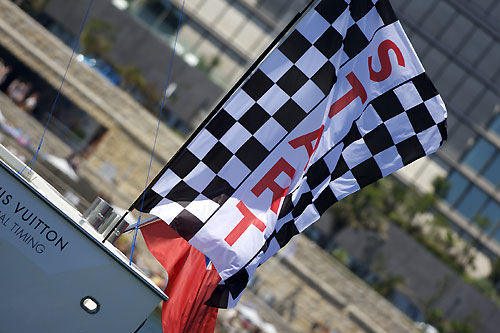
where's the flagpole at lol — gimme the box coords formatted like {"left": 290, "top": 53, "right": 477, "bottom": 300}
{"left": 124, "top": 216, "right": 160, "bottom": 233}
{"left": 104, "top": 0, "right": 317, "bottom": 242}
{"left": 127, "top": 0, "right": 318, "bottom": 215}
{"left": 103, "top": 0, "right": 319, "bottom": 243}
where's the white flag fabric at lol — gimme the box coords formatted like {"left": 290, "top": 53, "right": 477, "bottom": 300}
{"left": 140, "top": 0, "right": 447, "bottom": 308}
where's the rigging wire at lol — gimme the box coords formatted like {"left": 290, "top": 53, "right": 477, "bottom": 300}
{"left": 20, "top": 0, "right": 94, "bottom": 176}
{"left": 129, "top": 0, "right": 186, "bottom": 266}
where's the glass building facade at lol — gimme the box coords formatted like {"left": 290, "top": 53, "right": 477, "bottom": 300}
{"left": 118, "top": 0, "right": 500, "bottom": 254}
{"left": 390, "top": 0, "right": 500, "bottom": 256}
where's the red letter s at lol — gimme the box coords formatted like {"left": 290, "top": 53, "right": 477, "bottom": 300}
{"left": 368, "top": 39, "right": 405, "bottom": 82}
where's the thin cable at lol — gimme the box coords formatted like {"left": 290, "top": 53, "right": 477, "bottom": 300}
{"left": 20, "top": 0, "right": 94, "bottom": 176}
{"left": 129, "top": 0, "right": 186, "bottom": 266}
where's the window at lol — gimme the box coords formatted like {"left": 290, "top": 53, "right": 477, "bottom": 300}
{"left": 471, "top": 0, "right": 496, "bottom": 12}
{"left": 452, "top": 77, "right": 482, "bottom": 114}
{"left": 469, "top": 90, "right": 497, "bottom": 127}
{"left": 135, "top": 1, "right": 166, "bottom": 26}
{"left": 477, "top": 43, "right": 500, "bottom": 84}
{"left": 390, "top": 0, "right": 408, "bottom": 11}
{"left": 405, "top": 31, "right": 427, "bottom": 56}
{"left": 442, "top": 124, "right": 475, "bottom": 161}
{"left": 446, "top": 114, "right": 460, "bottom": 133}
{"left": 433, "top": 62, "right": 465, "bottom": 99}
{"left": 455, "top": 186, "right": 488, "bottom": 220}
{"left": 158, "top": 7, "right": 188, "bottom": 37}
{"left": 462, "top": 138, "right": 495, "bottom": 172}
{"left": 489, "top": 115, "right": 500, "bottom": 137}
{"left": 257, "top": 0, "right": 306, "bottom": 26}
{"left": 445, "top": 171, "right": 469, "bottom": 205}
{"left": 483, "top": 154, "right": 500, "bottom": 187}
{"left": 480, "top": 201, "right": 500, "bottom": 233}
{"left": 459, "top": 28, "right": 493, "bottom": 65}
{"left": 491, "top": 3, "right": 500, "bottom": 22}
{"left": 492, "top": 229, "right": 500, "bottom": 244}
{"left": 422, "top": 48, "right": 447, "bottom": 80}
{"left": 401, "top": 0, "right": 435, "bottom": 23}
{"left": 441, "top": 15, "right": 473, "bottom": 51}
{"left": 133, "top": 1, "right": 187, "bottom": 40}
{"left": 422, "top": 2, "right": 454, "bottom": 36}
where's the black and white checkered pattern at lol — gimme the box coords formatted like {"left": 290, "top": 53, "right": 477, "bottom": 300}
{"left": 205, "top": 73, "right": 447, "bottom": 308}
{"left": 142, "top": 0, "right": 396, "bottom": 238}
{"left": 140, "top": 0, "right": 448, "bottom": 308}
{"left": 268, "top": 72, "right": 446, "bottom": 253}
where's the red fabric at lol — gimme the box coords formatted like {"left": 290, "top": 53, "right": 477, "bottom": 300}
{"left": 141, "top": 220, "right": 220, "bottom": 333}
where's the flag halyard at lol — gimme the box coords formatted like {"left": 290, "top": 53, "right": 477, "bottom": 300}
{"left": 140, "top": 0, "right": 447, "bottom": 308}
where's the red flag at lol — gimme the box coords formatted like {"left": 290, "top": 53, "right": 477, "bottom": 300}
{"left": 141, "top": 220, "right": 220, "bottom": 333}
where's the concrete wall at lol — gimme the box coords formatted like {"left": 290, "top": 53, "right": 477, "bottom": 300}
{"left": 250, "top": 235, "right": 419, "bottom": 332}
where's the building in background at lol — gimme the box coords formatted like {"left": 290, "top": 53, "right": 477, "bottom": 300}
{"left": 3, "top": 0, "right": 500, "bottom": 330}
{"left": 37, "top": 0, "right": 315, "bottom": 132}
{"left": 55, "top": 0, "right": 500, "bottom": 257}
{"left": 389, "top": 0, "right": 500, "bottom": 257}
{"left": 122, "top": 0, "right": 310, "bottom": 88}
{"left": 27, "top": 0, "right": 500, "bottom": 254}
{"left": 39, "top": 0, "right": 225, "bottom": 134}
{"left": 0, "top": 2, "right": 424, "bottom": 331}
{"left": 0, "top": 0, "right": 183, "bottom": 209}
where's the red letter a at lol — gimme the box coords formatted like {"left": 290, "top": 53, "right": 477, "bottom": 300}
{"left": 289, "top": 125, "right": 324, "bottom": 158}
{"left": 289, "top": 125, "right": 324, "bottom": 170}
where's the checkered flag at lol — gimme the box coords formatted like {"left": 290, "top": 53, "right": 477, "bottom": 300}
{"left": 138, "top": 0, "right": 447, "bottom": 308}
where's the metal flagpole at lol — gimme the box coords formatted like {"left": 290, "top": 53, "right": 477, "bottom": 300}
{"left": 124, "top": 216, "right": 160, "bottom": 233}
{"left": 104, "top": 0, "right": 319, "bottom": 242}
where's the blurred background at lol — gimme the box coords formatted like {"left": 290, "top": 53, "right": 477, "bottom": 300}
{"left": 0, "top": 0, "right": 499, "bottom": 332}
